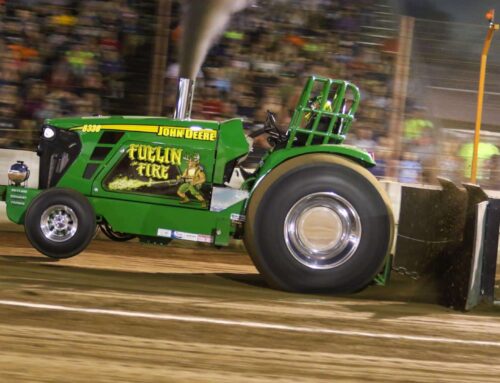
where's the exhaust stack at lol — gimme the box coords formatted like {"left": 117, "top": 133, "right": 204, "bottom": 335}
{"left": 174, "top": 78, "right": 195, "bottom": 120}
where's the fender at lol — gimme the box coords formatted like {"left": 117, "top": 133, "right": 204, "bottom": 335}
{"left": 255, "top": 144, "right": 375, "bottom": 180}
{"left": 245, "top": 145, "right": 376, "bottom": 206}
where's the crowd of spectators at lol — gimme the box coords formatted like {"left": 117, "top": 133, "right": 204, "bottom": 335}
{"left": 166, "top": 0, "right": 438, "bottom": 183}
{"left": 1, "top": 0, "right": 497, "bottom": 186}
{"left": 167, "top": 0, "right": 394, "bottom": 130}
{"left": 0, "top": 0, "right": 142, "bottom": 148}
{"left": 165, "top": 0, "right": 499, "bottom": 186}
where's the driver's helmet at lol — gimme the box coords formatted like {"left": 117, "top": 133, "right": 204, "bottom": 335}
{"left": 306, "top": 95, "right": 333, "bottom": 120}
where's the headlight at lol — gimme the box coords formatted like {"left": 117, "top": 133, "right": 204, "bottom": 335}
{"left": 43, "top": 126, "right": 55, "bottom": 139}
{"left": 8, "top": 161, "right": 30, "bottom": 186}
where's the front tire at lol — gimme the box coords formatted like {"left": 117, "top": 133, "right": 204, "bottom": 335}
{"left": 244, "top": 154, "right": 394, "bottom": 293}
{"left": 25, "top": 188, "right": 96, "bottom": 259}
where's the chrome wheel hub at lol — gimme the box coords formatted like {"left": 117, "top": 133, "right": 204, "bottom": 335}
{"left": 284, "top": 192, "right": 362, "bottom": 269}
{"left": 40, "top": 205, "right": 78, "bottom": 242}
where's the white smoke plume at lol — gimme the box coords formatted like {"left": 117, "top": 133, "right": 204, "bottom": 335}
{"left": 179, "top": 0, "right": 248, "bottom": 79}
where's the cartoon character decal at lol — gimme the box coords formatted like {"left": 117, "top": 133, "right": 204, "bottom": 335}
{"left": 103, "top": 144, "right": 209, "bottom": 208}
{"left": 176, "top": 154, "right": 207, "bottom": 207}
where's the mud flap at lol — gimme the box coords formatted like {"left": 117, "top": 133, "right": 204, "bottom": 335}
{"left": 394, "top": 178, "right": 498, "bottom": 310}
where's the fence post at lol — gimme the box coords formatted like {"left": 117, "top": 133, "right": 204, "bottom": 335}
{"left": 148, "top": 0, "right": 171, "bottom": 116}
{"left": 389, "top": 16, "right": 414, "bottom": 163}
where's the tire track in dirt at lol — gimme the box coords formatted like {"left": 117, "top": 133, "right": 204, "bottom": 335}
{"left": 1, "top": 232, "right": 500, "bottom": 382}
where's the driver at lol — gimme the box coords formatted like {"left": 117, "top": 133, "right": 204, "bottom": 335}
{"left": 305, "top": 95, "right": 333, "bottom": 120}
{"left": 300, "top": 94, "right": 345, "bottom": 145}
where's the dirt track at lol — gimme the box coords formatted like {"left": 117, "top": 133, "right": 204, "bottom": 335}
{"left": 1, "top": 231, "right": 500, "bottom": 382}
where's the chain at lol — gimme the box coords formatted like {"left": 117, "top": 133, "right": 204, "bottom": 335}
{"left": 392, "top": 266, "right": 420, "bottom": 280}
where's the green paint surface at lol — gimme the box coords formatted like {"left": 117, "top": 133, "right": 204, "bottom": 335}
{"left": 3, "top": 76, "right": 377, "bottom": 248}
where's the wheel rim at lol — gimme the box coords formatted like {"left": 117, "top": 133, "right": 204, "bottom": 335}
{"left": 40, "top": 205, "right": 78, "bottom": 242}
{"left": 284, "top": 192, "right": 362, "bottom": 269}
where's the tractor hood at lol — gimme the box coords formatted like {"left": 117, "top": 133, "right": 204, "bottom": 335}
{"left": 38, "top": 116, "right": 247, "bottom": 193}
{"left": 44, "top": 116, "right": 220, "bottom": 130}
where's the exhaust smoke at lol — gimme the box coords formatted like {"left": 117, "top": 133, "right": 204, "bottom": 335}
{"left": 179, "top": 0, "right": 248, "bottom": 79}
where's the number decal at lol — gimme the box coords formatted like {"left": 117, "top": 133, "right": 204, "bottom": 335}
{"left": 82, "top": 124, "right": 102, "bottom": 132}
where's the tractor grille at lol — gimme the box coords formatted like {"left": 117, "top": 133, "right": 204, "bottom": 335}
{"left": 37, "top": 126, "right": 81, "bottom": 189}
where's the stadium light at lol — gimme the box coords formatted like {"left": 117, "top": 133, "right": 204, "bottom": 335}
{"left": 471, "top": 9, "right": 500, "bottom": 183}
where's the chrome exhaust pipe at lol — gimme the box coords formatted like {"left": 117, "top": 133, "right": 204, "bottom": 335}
{"left": 174, "top": 77, "right": 195, "bottom": 120}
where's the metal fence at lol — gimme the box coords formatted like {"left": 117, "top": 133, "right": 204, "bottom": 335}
{"left": 0, "top": 0, "right": 156, "bottom": 149}
{"left": 397, "top": 18, "right": 500, "bottom": 188}
{"left": 3, "top": 1, "right": 496, "bottom": 189}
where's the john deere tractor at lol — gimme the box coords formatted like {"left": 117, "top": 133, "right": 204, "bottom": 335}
{"left": 0, "top": 76, "right": 394, "bottom": 293}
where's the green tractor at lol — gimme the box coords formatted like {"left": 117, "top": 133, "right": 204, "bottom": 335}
{"left": 0, "top": 75, "right": 394, "bottom": 293}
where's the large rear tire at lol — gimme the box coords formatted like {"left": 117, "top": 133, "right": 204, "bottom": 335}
{"left": 25, "top": 188, "right": 96, "bottom": 259}
{"left": 244, "top": 154, "right": 394, "bottom": 293}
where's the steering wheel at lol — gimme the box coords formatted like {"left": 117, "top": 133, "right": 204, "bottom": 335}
{"left": 264, "top": 110, "right": 287, "bottom": 144}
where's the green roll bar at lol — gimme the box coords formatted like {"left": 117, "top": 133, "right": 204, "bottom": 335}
{"left": 287, "top": 76, "right": 360, "bottom": 148}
